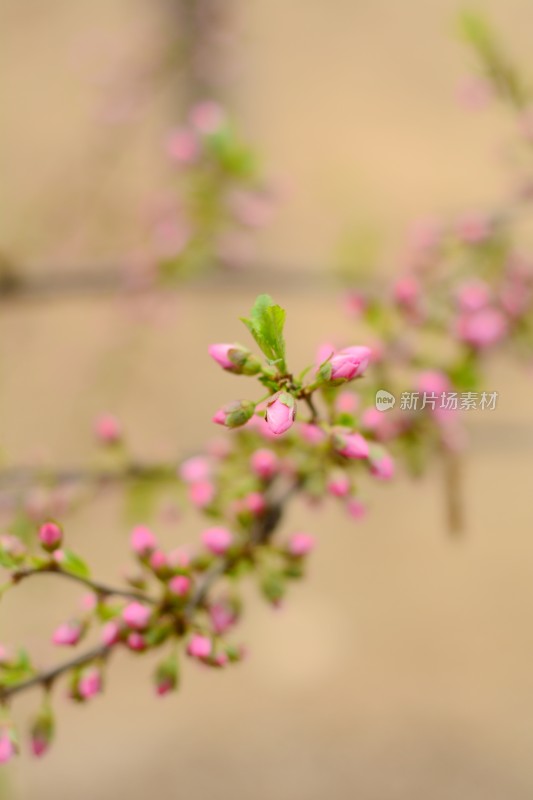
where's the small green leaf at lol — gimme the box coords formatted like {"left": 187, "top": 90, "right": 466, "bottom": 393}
{"left": 59, "top": 550, "right": 90, "bottom": 579}
{"left": 241, "top": 294, "right": 287, "bottom": 372}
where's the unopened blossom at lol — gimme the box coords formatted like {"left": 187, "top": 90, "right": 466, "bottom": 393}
{"left": 250, "top": 448, "right": 279, "bottom": 479}
{"left": 393, "top": 276, "right": 420, "bottom": 306}
{"left": 456, "top": 308, "right": 507, "bottom": 348}
{"left": 346, "top": 498, "right": 367, "bottom": 520}
{"left": 127, "top": 632, "right": 146, "bottom": 652}
{"left": 0, "top": 732, "right": 15, "bottom": 765}
{"left": 288, "top": 532, "right": 316, "bottom": 557}
{"left": 208, "top": 343, "right": 260, "bottom": 375}
{"left": 299, "top": 423, "right": 327, "bottom": 445}
{"left": 187, "top": 634, "right": 212, "bottom": 659}
{"left": 333, "top": 430, "right": 370, "bottom": 460}
{"left": 166, "top": 128, "right": 199, "bottom": 164}
{"left": 52, "top": 621, "right": 83, "bottom": 647}
{"left": 149, "top": 550, "right": 169, "bottom": 575}
{"left": 94, "top": 413, "right": 122, "bottom": 445}
{"left": 179, "top": 456, "right": 210, "bottom": 484}
{"left": 213, "top": 400, "right": 256, "bottom": 428}
{"left": 245, "top": 492, "right": 267, "bottom": 516}
{"left": 189, "top": 480, "right": 215, "bottom": 508}
{"left": 209, "top": 601, "right": 238, "bottom": 635}
{"left": 130, "top": 526, "right": 157, "bottom": 557}
{"left": 265, "top": 393, "right": 296, "bottom": 435}
{"left": 79, "top": 669, "right": 102, "bottom": 700}
{"left": 336, "top": 391, "right": 359, "bottom": 414}
{"left": 38, "top": 521, "right": 62, "bottom": 551}
{"left": 368, "top": 449, "right": 395, "bottom": 480}
{"left": 168, "top": 575, "right": 191, "bottom": 597}
{"left": 201, "top": 527, "right": 233, "bottom": 556}
{"left": 122, "top": 602, "right": 151, "bottom": 631}
{"left": 101, "top": 621, "right": 121, "bottom": 647}
{"left": 327, "top": 473, "right": 351, "bottom": 498}
{"left": 189, "top": 100, "right": 224, "bottom": 134}
{"left": 456, "top": 279, "right": 490, "bottom": 312}
{"left": 320, "top": 346, "right": 372, "bottom": 383}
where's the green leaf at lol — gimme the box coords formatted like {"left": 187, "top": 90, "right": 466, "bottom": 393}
{"left": 59, "top": 550, "right": 90, "bottom": 579}
{"left": 241, "top": 294, "right": 287, "bottom": 372}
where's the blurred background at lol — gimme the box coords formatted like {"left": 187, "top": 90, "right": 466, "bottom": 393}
{"left": 1, "top": 0, "right": 533, "bottom": 798}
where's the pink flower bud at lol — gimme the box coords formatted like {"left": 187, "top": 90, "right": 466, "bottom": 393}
{"left": 101, "top": 620, "right": 121, "bottom": 647}
{"left": 187, "top": 634, "right": 212, "bottom": 659}
{"left": 208, "top": 343, "right": 238, "bottom": 370}
{"left": 213, "top": 399, "right": 256, "bottom": 428}
{"left": 122, "top": 602, "right": 151, "bottom": 630}
{"left": 334, "top": 431, "right": 369, "bottom": 460}
{"left": 209, "top": 602, "right": 237, "bottom": 634}
{"left": 245, "top": 492, "right": 267, "bottom": 516}
{"left": 0, "top": 731, "right": 15, "bottom": 764}
{"left": 343, "top": 291, "right": 367, "bottom": 318}
{"left": 149, "top": 550, "right": 168, "bottom": 574}
{"left": 417, "top": 370, "right": 450, "bottom": 396}
{"left": 38, "top": 521, "right": 63, "bottom": 551}
{"left": 456, "top": 279, "right": 490, "bottom": 312}
{"left": 327, "top": 346, "right": 372, "bottom": 382}
{"left": 265, "top": 393, "right": 296, "bottom": 435}
{"left": 168, "top": 575, "right": 191, "bottom": 597}
{"left": 336, "top": 391, "right": 359, "bottom": 414}
{"left": 130, "top": 526, "right": 157, "bottom": 557}
{"left": 190, "top": 100, "right": 224, "bottom": 134}
{"left": 299, "top": 423, "right": 326, "bottom": 444}
{"left": 79, "top": 668, "right": 102, "bottom": 700}
{"left": 166, "top": 128, "right": 199, "bottom": 164}
{"left": 327, "top": 473, "right": 350, "bottom": 498}
{"left": 346, "top": 498, "right": 367, "bottom": 520}
{"left": 393, "top": 276, "right": 420, "bottom": 306}
{"left": 189, "top": 480, "right": 215, "bottom": 508}
{"left": 288, "top": 532, "right": 315, "bottom": 557}
{"left": 201, "top": 527, "right": 233, "bottom": 555}
{"left": 127, "top": 632, "right": 146, "bottom": 652}
{"left": 369, "top": 448, "right": 395, "bottom": 480}
{"left": 208, "top": 343, "right": 260, "bottom": 375}
{"left": 80, "top": 593, "right": 97, "bottom": 612}
{"left": 250, "top": 448, "right": 279, "bottom": 479}
{"left": 94, "top": 414, "right": 121, "bottom": 445}
{"left": 179, "top": 456, "right": 210, "bottom": 484}
{"left": 456, "top": 308, "right": 507, "bottom": 348}
{"left": 52, "top": 621, "right": 83, "bottom": 646}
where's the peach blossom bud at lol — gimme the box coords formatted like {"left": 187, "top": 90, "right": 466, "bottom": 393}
{"left": 208, "top": 343, "right": 261, "bottom": 375}
{"left": 127, "top": 632, "right": 146, "bottom": 652}
{"left": 456, "top": 279, "right": 490, "bottom": 312}
{"left": 209, "top": 602, "right": 237, "bottom": 634}
{"left": 80, "top": 593, "right": 97, "bottom": 611}
{"left": 94, "top": 414, "right": 121, "bottom": 445}
{"left": 179, "top": 456, "right": 210, "bottom": 484}
{"left": 456, "top": 308, "right": 507, "bottom": 348}
{"left": 393, "top": 275, "right": 420, "bottom": 306}
{"left": 343, "top": 291, "right": 367, "bottom": 318}
{"left": 336, "top": 391, "right": 359, "bottom": 414}
{"left": 326, "top": 346, "right": 372, "bottom": 382}
{"left": 101, "top": 620, "right": 121, "bottom": 647}
{"left": 266, "top": 393, "right": 296, "bottom": 435}
{"left": 201, "top": 527, "right": 233, "bottom": 555}
{"left": 245, "top": 492, "right": 267, "bottom": 516}
{"left": 417, "top": 370, "right": 450, "bottom": 396}
{"left": 346, "top": 498, "right": 367, "bottom": 520}
{"left": 168, "top": 548, "right": 191, "bottom": 568}
{"left": 189, "top": 480, "right": 215, "bottom": 508}
{"left": 38, "top": 521, "right": 63, "bottom": 551}
{"left": 334, "top": 431, "right": 369, "bottom": 459}
{"left": 149, "top": 550, "right": 169, "bottom": 575}
{"left": 187, "top": 634, "right": 212, "bottom": 659}
{"left": 299, "top": 423, "right": 326, "bottom": 444}
{"left": 327, "top": 473, "right": 350, "bottom": 498}
{"left": 130, "top": 526, "right": 157, "bottom": 557}
{"left": 0, "top": 731, "right": 15, "bottom": 764}
{"left": 190, "top": 100, "right": 224, "bottom": 133}
{"left": 166, "top": 128, "right": 199, "bottom": 164}
{"left": 369, "top": 448, "right": 395, "bottom": 480}
{"left": 288, "top": 532, "right": 315, "bottom": 557}
{"left": 122, "top": 602, "right": 151, "bottom": 630}
{"left": 250, "top": 448, "right": 279, "bottom": 479}
{"left": 79, "top": 668, "right": 102, "bottom": 700}
{"left": 52, "top": 621, "right": 83, "bottom": 646}
{"left": 213, "top": 400, "right": 256, "bottom": 428}
{"left": 168, "top": 575, "right": 191, "bottom": 597}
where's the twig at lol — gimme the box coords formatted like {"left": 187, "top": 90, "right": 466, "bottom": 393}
{"left": 11, "top": 566, "right": 158, "bottom": 605}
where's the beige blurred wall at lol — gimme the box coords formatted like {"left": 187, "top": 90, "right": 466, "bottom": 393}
{"left": 1, "top": 2, "right": 533, "bottom": 800}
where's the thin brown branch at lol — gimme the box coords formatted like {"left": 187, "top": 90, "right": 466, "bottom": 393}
{"left": 11, "top": 566, "right": 158, "bottom": 605}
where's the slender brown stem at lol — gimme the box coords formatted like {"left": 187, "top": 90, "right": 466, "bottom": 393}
{"left": 11, "top": 566, "right": 158, "bottom": 605}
